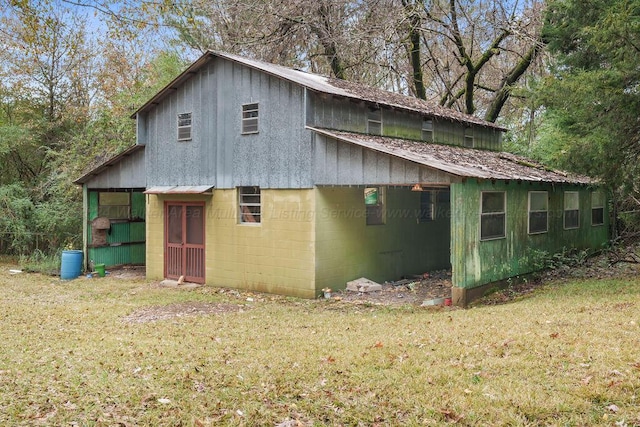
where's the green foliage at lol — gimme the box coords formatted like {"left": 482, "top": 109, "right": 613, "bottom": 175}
{"left": 0, "top": 184, "right": 35, "bottom": 253}
{"left": 527, "top": 247, "right": 590, "bottom": 272}
{"left": 19, "top": 248, "right": 62, "bottom": 274}
{"left": 539, "top": 0, "right": 640, "bottom": 199}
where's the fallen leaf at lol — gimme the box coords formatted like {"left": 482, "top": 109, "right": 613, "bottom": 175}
{"left": 581, "top": 376, "right": 593, "bottom": 385}
{"left": 606, "top": 404, "right": 619, "bottom": 413}
{"left": 374, "top": 341, "right": 384, "bottom": 348}
{"left": 325, "top": 356, "right": 336, "bottom": 363}
{"left": 439, "top": 408, "right": 464, "bottom": 423}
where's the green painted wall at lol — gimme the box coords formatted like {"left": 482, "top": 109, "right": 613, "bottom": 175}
{"left": 86, "top": 190, "right": 146, "bottom": 268}
{"left": 450, "top": 180, "right": 609, "bottom": 289}
{"left": 309, "top": 93, "right": 503, "bottom": 150}
{"left": 315, "top": 186, "right": 451, "bottom": 291}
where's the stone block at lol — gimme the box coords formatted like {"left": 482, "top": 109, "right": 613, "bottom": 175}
{"left": 346, "top": 277, "right": 382, "bottom": 293}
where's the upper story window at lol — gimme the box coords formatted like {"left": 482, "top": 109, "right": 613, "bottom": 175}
{"left": 480, "top": 191, "right": 506, "bottom": 240}
{"left": 422, "top": 119, "right": 434, "bottom": 142}
{"left": 367, "top": 108, "right": 382, "bottom": 135}
{"left": 177, "top": 112, "right": 192, "bottom": 141}
{"left": 242, "top": 103, "right": 259, "bottom": 134}
{"left": 564, "top": 191, "right": 580, "bottom": 229}
{"left": 239, "top": 186, "right": 261, "bottom": 224}
{"left": 365, "top": 186, "right": 385, "bottom": 225}
{"left": 528, "top": 191, "right": 548, "bottom": 234}
{"left": 591, "top": 191, "right": 605, "bottom": 226}
{"left": 464, "top": 127, "right": 474, "bottom": 148}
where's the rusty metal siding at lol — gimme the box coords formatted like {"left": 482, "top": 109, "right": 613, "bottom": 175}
{"left": 143, "top": 58, "right": 311, "bottom": 189}
{"left": 313, "top": 133, "right": 453, "bottom": 185}
{"left": 451, "top": 180, "right": 609, "bottom": 289}
{"left": 83, "top": 148, "right": 146, "bottom": 189}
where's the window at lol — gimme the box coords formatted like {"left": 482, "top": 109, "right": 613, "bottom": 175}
{"left": 98, "top": 192, "right": 130, "bottom": 220}
{"left": 564, "top": 191, "right": 580, "bottom": 229}
{"left": 419, "top": 190, "right": 434, "bottom": 222}
{"left": 177, "top": 112, "right": 192, "bottom": 141}
{"left": 365, "top": 186, "right": 385, "bottom": 225}
{"left": 367, "top": 108, "right": 382, "bottom": 135}
{"left": 464, "top": 128, "right": 474, "bottom": 148}
{"left": 480, "top": 191, "right": 506, "bottom": 240}
{"left": 239, "top": 186, "right": 261, "bottom": 223}
{"left": 242, "top": 103, "right": 259, "bottom": 134}
{"left": 591, "top": 191, "right": 605, "bottom": 226}
{"left": 528, "top": 191, "right": 548, "bottom": 234}
{"left": 422, "top": 119, "right": 434, "bottom": 142}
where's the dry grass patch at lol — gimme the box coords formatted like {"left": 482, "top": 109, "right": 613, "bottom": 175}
{"left": 0, "top": 262, "right": 639, "bottom": 426}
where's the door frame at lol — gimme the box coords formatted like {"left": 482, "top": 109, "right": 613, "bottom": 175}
{"left": 163, "top": 201, "right": 206, "bottom": 283}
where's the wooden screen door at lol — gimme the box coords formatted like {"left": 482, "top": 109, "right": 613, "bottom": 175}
{"left": 165, "top": 202, "right": 205, "bottom": 283}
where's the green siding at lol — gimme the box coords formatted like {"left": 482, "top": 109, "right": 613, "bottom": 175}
{"left": 86, "top": 190, "right": 146, "bottom": 268}
{"left": 309, "top": 93, "right": 503, "bottom": 150}
{"left": 451, "top": 180, "right": 609, "bottom": 289}
{"left": 315, "top": 186, "right": 451, "bottom": 292}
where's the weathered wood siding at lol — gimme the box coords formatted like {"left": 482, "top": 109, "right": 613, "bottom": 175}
{"left": 313, "top": 133, "right": 455, "bottom": 185}
{"left": 307, "top": 92, "right": 502, "bottom": 150}
{"left": 138, "top": 58, "right": 311, "bottom": 189}
{"left": 450, "top": 180, "right": 609, "bottom": 289}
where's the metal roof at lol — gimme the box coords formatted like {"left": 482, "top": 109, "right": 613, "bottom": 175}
{"left": 143, "top": 185, "right": 214, "bottom": 194}
{"left": 309, "top": 127, "right": 595, "bottom": 185}
{"left": 74, "top": 145, "right": 145, "bottom": 185}
{"left": 132, "top": 51, "right": 505, "bottom": 131}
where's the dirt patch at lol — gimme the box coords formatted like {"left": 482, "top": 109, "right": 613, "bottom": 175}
{"left": 123, "top": 302, "right": 246, "bottom": 323}
{"left": 105, "top": 265, "right": 146, "bottom": 279}
{"left": 332, "top": 270, "right": 453, "bottom": 306}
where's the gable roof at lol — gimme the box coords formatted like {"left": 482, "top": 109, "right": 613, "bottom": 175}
{"left": 133, "top": 51, "right": 505, "bottom": 131}
{"left": 309, "top": 127, "right": 594, "bottom": 185}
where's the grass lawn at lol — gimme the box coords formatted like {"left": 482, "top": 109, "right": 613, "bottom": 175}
{"left": 0, "top": 262, "right": 639, "bottom": 426}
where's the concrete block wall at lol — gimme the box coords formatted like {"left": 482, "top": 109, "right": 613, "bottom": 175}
{"left": 145, "top": 189, "right": 317, "bottom": 298}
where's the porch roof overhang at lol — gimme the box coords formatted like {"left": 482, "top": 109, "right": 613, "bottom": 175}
{"left": 308, "top": 127, "right": 596, "bottom": 185}
{"left": 143, "top": 185, "right": 214, "bottom": 195}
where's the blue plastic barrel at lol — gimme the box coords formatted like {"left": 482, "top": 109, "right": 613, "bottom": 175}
{"left": 60, "top": 250, "right": 83, "bottom": 280}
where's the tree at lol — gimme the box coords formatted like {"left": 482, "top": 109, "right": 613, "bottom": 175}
{"left": 538, "top": 0, "right": 640, "bottom": 232}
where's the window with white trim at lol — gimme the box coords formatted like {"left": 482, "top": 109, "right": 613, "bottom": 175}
{"left": 239, "top": 186, "right": 261, "bottom": 224}
{"left": 367, "top": 108, "right": 382, "bottom": 135}
{"left": 242, "top": 103, "right": 259, "bottom": 134}
{"left": 177, "top": 112, "right": 192, "bottom": 141}
{"left": 464, "top": 128, "right": 474, "bottom": 148}
{"left": 528, "top": 191, "right": 548, "bottom": 234}
{"left": 564, "top": 191, "right": 579, "bottom": 229}
{"left": 419, "top": 190, "right": 434, "bottom": 222}
{"left": 365, "top": 186, "right": 385, "bottom": 225}
{"left": 422, "top": 119, "right": 433, "bottom": 142}
{"left": 591, "top": 191, "right": 605, "bottom": 226}
{"left": 480, "top": 191, "right": 506, "bottom": 240}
